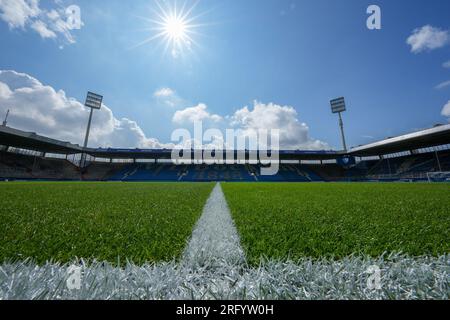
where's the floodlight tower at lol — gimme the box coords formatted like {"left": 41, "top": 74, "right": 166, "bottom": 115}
{"left": 81, "top": 92, "right": 103, "bottom": 167}
{"left": 330, "top": 97, "right": 348, "bottom": 152}
{"left": 2, "top": 109, "right": 9, "bottom": 126}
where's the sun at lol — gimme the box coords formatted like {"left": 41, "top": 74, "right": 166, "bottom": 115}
{"left": 164, "top": 15, "right": 188, "bottom": 42}
{"left": 134, "top": 1, "right": 205, "bottom": 58}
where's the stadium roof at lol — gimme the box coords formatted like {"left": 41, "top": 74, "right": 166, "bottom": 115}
{"left": 85, "top": 148, "right": 344, "bottom": 161}
{"left": 1, "top": 124, "right": 450, "bottom": 160}
{"left": 348, "top": 124, "right": 450, "bottom": 157}
{"left": 0, "top": 126, "right": 83, "bottom": 154}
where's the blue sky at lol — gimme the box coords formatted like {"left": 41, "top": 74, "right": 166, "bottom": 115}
{"left": 0, "top": 0, "right": 449, "bottom": 150}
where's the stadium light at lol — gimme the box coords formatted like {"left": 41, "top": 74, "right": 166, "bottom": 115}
{"left": 81, "top": 92, "right": 103, "bottom": 166}
{"left": 330, "top": 97, "right": 348, "bottom": 152}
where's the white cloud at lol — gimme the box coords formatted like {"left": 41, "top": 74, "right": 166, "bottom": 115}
{"left": 0, "top": 71, "right": 330, "bottom": 151}
{"left": 230, "top": 101, "right": 329, "bottom": 150}
{"left": 153, "top": 87, "right": 186, "bottom": 108}
{"left": 435, "top": 80, "right": 450, "bottom": 90}
{"left": 443, "top": 60, "right": 450, "bottom": 69}
{"left": 407, "top": 25, "right": 449, "bottom": 53}
{"left": 173, "top": 101, "right": 329, "bottom": 150}
{"left": 0, "top": 0, "right": 82, "bottom": 45}
{"left": 0, "top": 82, "right": 12, "bottom": 98}
{"left": 0, "top": 70, "right": 172, "bottom": 149}
{"left": 31, "top": 20, "right": 56, "bottom": 39}
{"left": 0, "top": 0, "right": 40, "bottom": 28}
{"left": 173, "top": 103, "right": 222, "bottom": 124}
{"left": 442, "top": 101, "right": 450, "bottom": 118}
{"left": 154, "top": 88, "right": 175, "bottom": 98}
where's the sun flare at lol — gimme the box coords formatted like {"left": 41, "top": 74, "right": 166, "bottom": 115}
{"left": 135, "top": 1, "right": 206, "bottom": 58}
{"left": 164, "top": 15, "right": 188, "bottom": 42}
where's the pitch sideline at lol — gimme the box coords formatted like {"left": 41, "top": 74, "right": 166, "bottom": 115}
{"left": 182, "top": 183, "right": 246, "bottom": 267}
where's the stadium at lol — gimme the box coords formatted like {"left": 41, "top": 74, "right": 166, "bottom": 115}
{"left": 0, "top": 0, "right": 449, "bottom": 303}
{"left": 0, "top": 120, "right": 449, "bottom": 300}
{"left": 1, "top": 124, "right": 450, "bottom": 183}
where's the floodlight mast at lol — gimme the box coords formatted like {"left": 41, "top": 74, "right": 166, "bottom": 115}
{"left": 83, "top": 108, "right": 94, "bottom": 148}
{"left": 81, "top": 92, "right": 103, "bottom": 167}
{"left": 2, "top": 109, "right": 9, "bottom": 127}
{"left": 338, "top": 112, "right": 347, "bottom": 152}
{"left": 330, "top": 97, "right": 348, "bottom": 152}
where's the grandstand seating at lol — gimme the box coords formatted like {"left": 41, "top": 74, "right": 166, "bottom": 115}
{"left": 1, "top": 150, "right": 449, "bottom": 182}
{"left": 342, "top": 150, "right": 450, "bottom": 181}
{"left": 108, "top": 163, "right": 324, "bottom": 182}
{"left": 309, "top": 164, "right": 346, "bottom": 181}
{"left": 0, "top": 151, "right": 81, "bottom": 180}
{"left": 254, "top": 164, "right": 322, "bottom": 182}
{"left": 82, "top": 162, "right": 127, "bottom": 181}
{"left": 183, "top": 164, "right": 254, "bottom": 182}
{"left": 110, "top": 164, "right": 184, "bottom": 181}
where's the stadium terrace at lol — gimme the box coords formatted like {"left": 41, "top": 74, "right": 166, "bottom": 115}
{"left": 0, "top": 124, "right": 449, "bottom": 182}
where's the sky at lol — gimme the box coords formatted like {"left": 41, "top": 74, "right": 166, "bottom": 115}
{"left": 0, "top": 0, "right": 449, "bottom": 150}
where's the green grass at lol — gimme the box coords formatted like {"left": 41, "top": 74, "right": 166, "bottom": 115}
{"left": 222, "top": 183, "right": 450, "bottom": 264}
{"left": 0, "top": 182, "right": 214, "bottom": 265}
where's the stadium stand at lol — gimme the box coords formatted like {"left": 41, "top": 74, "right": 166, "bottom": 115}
{"left": 1, "top": 124, "right": 450, "bottom": 182}
{"left": 182, "top": 164, "right": 254, "bottom": 182}
{"left": 0, "top": 151, "right": 80, "bottom": 180}
{"left": 342, "top": 150, "right": 450, "bottom": 181}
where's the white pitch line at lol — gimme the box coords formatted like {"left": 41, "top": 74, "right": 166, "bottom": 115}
{"left": 182, "top": 183, "right": 246, "bottom": 267}
{"left": 1, "top": 254, "right": 448, "bottom": 300}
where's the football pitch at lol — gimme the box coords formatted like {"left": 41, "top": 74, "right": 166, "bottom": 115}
{"left": 223, "top": 183, "right": 450, "bottom": 264}
{"left": 0, "top": 181, "right": 448, "bottom": 300}
{"left": 0, "top": 181, "right": 448, "bottom": 265}
{"left": 0, "top": 182, "right": 215, "bottom": 265}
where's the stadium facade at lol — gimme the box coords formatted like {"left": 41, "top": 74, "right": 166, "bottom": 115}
{"left": 0, "top": 124, "right": 449, "bottom": 182}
